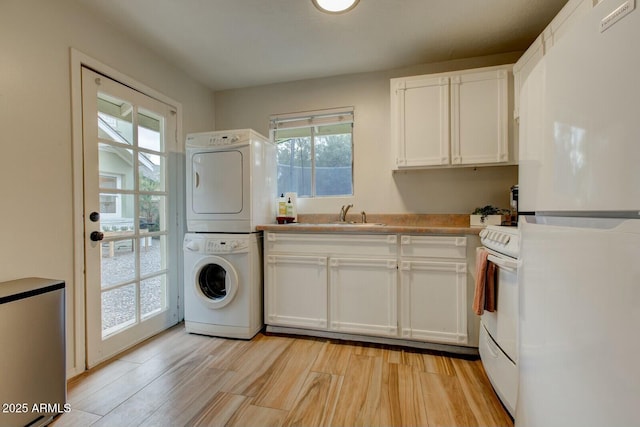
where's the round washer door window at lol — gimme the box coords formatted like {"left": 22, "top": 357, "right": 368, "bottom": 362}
{"left": 194, "top": 256, "right": 238, "bottom": 309}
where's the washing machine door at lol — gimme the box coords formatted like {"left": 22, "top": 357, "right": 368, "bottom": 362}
{"left": 193, "top": 256, "right": 238, "bottom": 309}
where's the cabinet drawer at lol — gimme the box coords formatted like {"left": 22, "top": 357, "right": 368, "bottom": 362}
{"left": 400, "top": 235, "right": 466, "bottom": 259}
{"left": 266, "top": 232, "right": 397, "bottom": 257}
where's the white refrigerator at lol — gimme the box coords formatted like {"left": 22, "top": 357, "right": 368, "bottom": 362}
{"left": 516, "top": 0, "right": 640, "bottom": 426}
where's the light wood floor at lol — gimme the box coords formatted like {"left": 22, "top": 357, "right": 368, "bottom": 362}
{"left": 53, "top": 323, "right": 513, "bottom": 427}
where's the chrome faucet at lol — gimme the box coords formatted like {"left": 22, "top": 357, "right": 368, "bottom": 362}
{"left": 339, "top": 204, "right": 353, "bottom": 222}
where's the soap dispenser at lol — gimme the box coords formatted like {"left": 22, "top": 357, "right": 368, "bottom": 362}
{"left": 286, "top": 197, "right": 294, "bottom": 219}
{"left": 277, "top": 193, "right": 286, "bottom": 217}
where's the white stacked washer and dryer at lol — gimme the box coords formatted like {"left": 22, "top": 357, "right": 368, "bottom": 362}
{"left": 183, "top": 129, "right": 276, "bottom": 339}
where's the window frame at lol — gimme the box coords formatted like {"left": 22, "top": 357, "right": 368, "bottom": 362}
{"left": 270, "top": 107, "right": 354, "bottom": 198}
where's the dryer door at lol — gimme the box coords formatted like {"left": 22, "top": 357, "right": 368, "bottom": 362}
{"left": 193, "top": 256, "right": 239, "bottom": 309}
{"left": 192, "top": 150, "right": 244, "bottom": 214}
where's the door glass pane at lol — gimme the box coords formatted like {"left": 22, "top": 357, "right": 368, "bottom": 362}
{"left": 102, "top": 284, "right": 137, "bottom": 337}
{"left": 139, "top": 195, "right": 166, "bottom": 233}
{"left": 198, "top": 264, "right": 227, "bottom": 300}
{"left": 100, "top": 194, "right": 135, "bottom": 233}
{"left": 141, "top": 235, "right": 165, "bottom": 277}
{"left": 139, "top": 152, "right": 165, "bottom": 191}
{"left": 98, "top": 94, "right": 133, "bottom": 145}
{"left": 99, "top": 143, "right": 134, "bottom": 190}
{"left": 141, "top": 275, "right": 166, "bottom": 319}
{"left": 101, "top": 240, "right": 136, "bottom": 287}
{"left": 138, "top": 109, "right": 163, "bottom": 152}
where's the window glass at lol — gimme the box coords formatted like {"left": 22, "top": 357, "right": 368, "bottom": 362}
{"left": 315, "top": 124, "right": 353, "bottom": 196}
{"left": 272, "top": 109, "right": 353, "bottom": 197}
{"left": 276, "top": 128, "right": 312, "bottom": 197}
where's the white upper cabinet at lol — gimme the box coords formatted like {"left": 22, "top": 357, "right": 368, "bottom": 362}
{"left": 392, "top": 76, "right": 451, "bottom": 167}
{"left": 391, "top": 64, "right": 514, "bottom": 170}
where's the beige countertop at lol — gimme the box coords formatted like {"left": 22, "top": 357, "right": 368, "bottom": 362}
{"left": 257, "top": 213, "right": 483, "bottom": 236}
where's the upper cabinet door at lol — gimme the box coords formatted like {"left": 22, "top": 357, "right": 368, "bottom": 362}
{"left": 391, "top": 64, "right": 513, "bottom": 170}
{"left": 450, "top": 68, "right": 509, "bottom": 165}
{"left": 391, "top": 76, "right": 450, "bottom": 168}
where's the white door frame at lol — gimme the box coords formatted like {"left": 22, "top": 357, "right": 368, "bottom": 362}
{"left": 70, "top": 49, "right": 183, "bottom": 377}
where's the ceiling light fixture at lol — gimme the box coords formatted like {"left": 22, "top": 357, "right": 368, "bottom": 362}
{"left": 312, "top": 0, "right": 360, "bottom": 14}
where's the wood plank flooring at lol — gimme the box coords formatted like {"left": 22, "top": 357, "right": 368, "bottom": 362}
{"left": 52, "top": 324, "right": 513, "bottom": 427}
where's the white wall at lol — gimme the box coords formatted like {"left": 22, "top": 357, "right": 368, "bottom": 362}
{"left": 0, "top": 0, "right": 215, "bottom": 376}
{"left": 215, "top": 53, "right": 520, "bottom": 215}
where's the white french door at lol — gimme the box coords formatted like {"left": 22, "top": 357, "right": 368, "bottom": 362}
{"left": 81, "top": 67, "right": 179, "bottom": 367}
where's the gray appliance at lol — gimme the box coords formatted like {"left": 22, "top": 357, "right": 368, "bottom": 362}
{"left": 0, "top": 278, "right": 66, "bottom": 427}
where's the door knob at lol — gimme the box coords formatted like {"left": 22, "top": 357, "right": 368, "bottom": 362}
{"left": 90, "top": 231, "right": 104, "bottom": 242}
{"left": 89, "top": 211, "right": 100, "bottom": 222}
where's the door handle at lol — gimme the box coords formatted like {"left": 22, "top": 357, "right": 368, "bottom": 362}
{"left": 487, "top": 254, "right": 520, "bottom": 272}
{"left": 90, "top": 231, "right": 104, "bottom": 242}
{"left": 195, "top": 172, "right": 200, "bottom": 188}
{"left": 89, "top": 211, "right": 100, "bottom": 222}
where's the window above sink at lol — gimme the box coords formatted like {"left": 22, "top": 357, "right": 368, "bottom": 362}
{"left": 270, "top": 107, "right": 354, "bottom": 198}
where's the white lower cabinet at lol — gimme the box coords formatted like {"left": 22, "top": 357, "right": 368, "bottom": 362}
{"left": 399, "top": 260, "right": 468, "bottom": 344}
{"left": 399, "top": 235, "right": 468, "bottom": 345}
{"left": 265, "top": 254, "right": 328, "bottom": 330}
{"left": 264, "top": 232, "right": 398, "bottom": 335}
{"left": 264, "top": 231, "right": 471, "bottom": 347}
{"left": 329, "top": 257, "right": 398, "bottom": 337}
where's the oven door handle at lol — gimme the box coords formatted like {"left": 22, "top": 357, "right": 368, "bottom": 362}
{"left": 487, "top": 254, "right": 520, "bottom": 272}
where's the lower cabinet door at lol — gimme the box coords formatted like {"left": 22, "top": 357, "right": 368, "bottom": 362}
{"left": 329, "top": 257, "right": 398, "bottom": 337}
{"left": 265, "top": 255, "right": 328, "bottom": 329}
{"left": 400, "top": 260, "right": 468, "bottom": 344}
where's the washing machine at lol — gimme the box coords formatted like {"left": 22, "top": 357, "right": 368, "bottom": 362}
{"left": 183, "top": 232, "right": 263, "bottom": 339}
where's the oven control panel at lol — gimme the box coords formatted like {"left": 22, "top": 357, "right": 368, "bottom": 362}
{"left": 480, "top": 225, "right": 520, "bottom": 259}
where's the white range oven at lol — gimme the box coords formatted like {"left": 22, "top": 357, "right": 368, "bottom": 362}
{"left": 478, "top": 225, "right": 520, "bottom": 417}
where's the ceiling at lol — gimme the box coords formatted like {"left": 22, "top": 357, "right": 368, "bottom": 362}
{"left": 77, "top": 0, "right": 568, "bottom": 91}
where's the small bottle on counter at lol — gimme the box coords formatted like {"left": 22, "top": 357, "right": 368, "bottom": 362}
{"left": 277, "top": 193, "right": 287, "bottom": 217}
{"left": 286, "top": 197, "right": 294, "bottom": 218}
